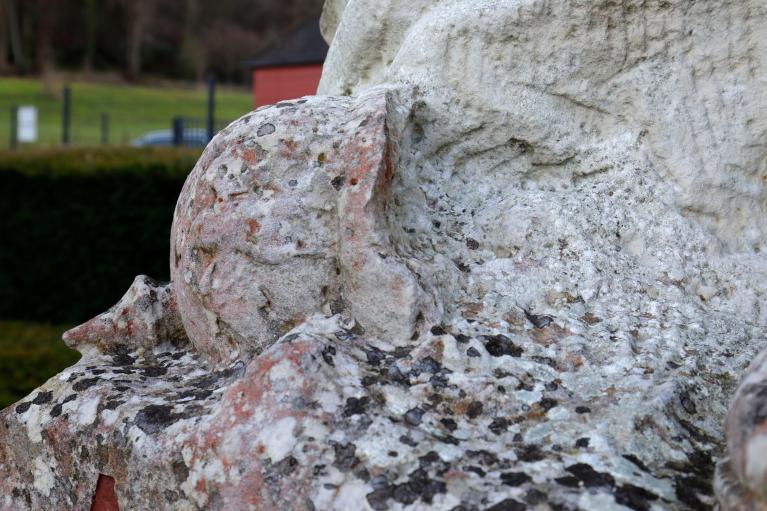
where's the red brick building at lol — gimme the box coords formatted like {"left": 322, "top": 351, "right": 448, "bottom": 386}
{"left": 247, "top": 18, "right": 329, "bottom": 108}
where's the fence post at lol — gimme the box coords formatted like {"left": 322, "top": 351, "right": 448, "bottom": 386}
{"left": 206, "top": 75, "right": 215, "bottom": 142}
{"left": 172, "top": 117, "right": 184, "bottom": 146}
{"left": 100, "top": 113, "right": 109, "bottom": 145}
{"left": 10, "top": 106, "right": 18, "bottom": 150}
{"left": 62, "top": 85, "right": 71, "bottom": 146}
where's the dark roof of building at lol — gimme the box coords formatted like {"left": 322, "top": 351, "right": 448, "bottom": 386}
{"left": 245, "top": 17, "right": 328, "bottom": 69}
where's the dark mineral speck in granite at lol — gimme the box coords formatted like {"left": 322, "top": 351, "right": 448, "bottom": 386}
{"left": 440, "top": 417, "right": 457, "bottom": 432}
{"left": 331, "top": 175, "right": 345, "bottom": 190}
{"left": 454, "top": 333, "right": 470, "bottom": 343}
{"left": 501, "top": 472, "right": 532, "bottom": 486}
{"left": 538, "top": 398, "right": 558, "bottom": 411}
{"left": 135, "top": 404, "right": 178, "bottom": 434}
{"left": 419, "top": 451, "right": 442, "bottom": 468}
{"left": 555, "top": 475, "right": 581, "bottom": 488}
{"left": 321, "top": 345, "right": 336, "bottom": 366}
{"left": 524, "top": 489, "right": 547, "bottom": 505}
{"left": 614, "top": 483, "right": 659, "bottom": 511}
{"left": 466, "top": 449, "right": 500, "bottom": 467}
{"left": 565, "top": 463, "right": 616, "bottom": 488}
{"left": 31, "top": 391, "right": 53, "bottom": 405}
{"left": 332, "top": 442, "right": 359, "bottom": 472}
{"left": 364, "top": 346, "right": 386, "bottom": 367}
{"left": 515, "top": 444, "right": 545, "bottom": 463}
{"left": 411, "top": 356, "right": 441, "bottom": 375}
{"left": 72, "top": 377, "right": 101, "bottom": 392}
{"left": 172, "top": 460, "right": 189, "bottom": 483}
{"left": 622, "top": 454, "right": 650, "bottom": 473}
{"left": 103, "top": 399, "right": 125, "bottom": 410}
{"left": 679, "top": 390, "right": 698, "bottom": 415}
{"left": 466, "top": 401, "right": 483, "bottom": 419}
{"left": 488, "top": 417, "right": 508, "bottom": 435}
{"left": 482, "top": 334, "right": 523, "bottom": 357}
{"left": 257, "top": 123, "right": 276, "bottom": 136}
{"left": 142, "top": 366, "right": 168, "bottom": 377}
{"left": 524, "top": 310, "right": 554, "bottom": 329}
{"left": 343, "top": 396, "right": 369, "bottom": 417}
{"left": 110, "top": 346, "right": 137, "bottom": 366}
{"left": 464, "top": 465, "right": 486, "bottom": 477}
{"left": 430, "top": 325, "right": 447, "bottom": 336}
{"left": 486, "top": 498, "right": 526, "bottom": 511}
{"left": 15, "top": 402, "right": 31, "bottom": 414}
{"left": 404, "top": 407, "right": 425, "bottom": 426}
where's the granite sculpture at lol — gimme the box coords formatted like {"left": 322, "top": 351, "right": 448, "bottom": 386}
{"left": 2, "top": 1, "right": 767, "bottom": 510}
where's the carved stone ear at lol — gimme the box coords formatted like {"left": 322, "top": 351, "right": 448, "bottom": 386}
{"left": 62, "top": 275, "right": 186, "bottom": 355}
{"left": 336, "top": 87, "right": 439, "bottom": 345}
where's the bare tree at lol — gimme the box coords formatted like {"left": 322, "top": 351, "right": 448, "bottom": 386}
{"left": 121, "top": 0, "right": 156, "bottom": 79}
{"left": 82, "top": 0, "right": 97, "bottom": 74}
{"left": 6, "top": 0, "right": 25, "bottom": 73}
{"left": 180, "top": 0, "right": 205, "bottom": 82}
{"left": 35, "top": 0, "right": 56, "bottom": 74}
{"left": 0, "top": 0, "right": 8, "bottom": 73}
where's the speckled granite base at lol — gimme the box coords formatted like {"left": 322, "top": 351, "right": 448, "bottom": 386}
{"left": 1, "top": 312, "right": 742, "bottom": 510}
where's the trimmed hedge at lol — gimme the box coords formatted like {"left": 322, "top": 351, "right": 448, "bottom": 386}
{"left": 0, "top": 147, "right": 200, "bottom": 323}
{"left": 0, "top": 321, "right": 80, "bottom": 409}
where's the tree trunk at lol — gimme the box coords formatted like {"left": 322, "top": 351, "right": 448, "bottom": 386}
{"left": 35, "top": 0, "right": 54, "bottom": 75}
{"left": 7, "top": 0, "right": 25, "bottom": 73}
{"left": 181, "top": 0, "right": 205, "bottom": 82}
{"left": 82, "top": 0, "right": 96, "bottom": 74}
{"left": 0, "top": 0, "right": 8, "bottom": 73}
{"left": 125, "top": 0, "right": 152, "bottom": 80}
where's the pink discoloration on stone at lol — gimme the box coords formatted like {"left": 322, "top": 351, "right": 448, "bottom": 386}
{"left": 63, "top": 275, "right": 187, "bottom": 355}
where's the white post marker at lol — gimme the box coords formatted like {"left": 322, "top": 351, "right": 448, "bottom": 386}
{"left": 17, "top": 106, "right": 38, "bottom": 143}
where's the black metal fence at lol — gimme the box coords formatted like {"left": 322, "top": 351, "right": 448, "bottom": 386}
{"left": 4, "top": 77, "right": 244, "bottom": 150}
{"left": 171, "top": 117, "right": 229, "bottom": 147}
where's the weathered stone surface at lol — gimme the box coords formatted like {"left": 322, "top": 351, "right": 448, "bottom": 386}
{"left": 171, "top": 86, "right": 436, "bottom": 366}
{"left": 320, "top": 0, "right": 767, "bottom": 252}
{"left": 2, "top": 1, "right": 767, "bottom": 510}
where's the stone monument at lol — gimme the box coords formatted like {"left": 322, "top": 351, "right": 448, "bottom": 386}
{"left": 2, "top": 1, "right": 767, "bottom": 509}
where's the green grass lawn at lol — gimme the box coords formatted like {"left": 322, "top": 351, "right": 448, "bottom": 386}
{"left": 0, "top": 321, "right": 80, "bottom": 410}
{"left": 0, "top": 78, "right": 254, "bottom": 148}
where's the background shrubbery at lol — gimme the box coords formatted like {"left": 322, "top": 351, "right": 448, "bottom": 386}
{"left": 0, "top": 320, "right": 81, "bottom": 407}
{"left": 0, "top": 147, "right": 198, "bottom": 322}
{"left": 0, "top": 147, "right": 199, "bottom": 407}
